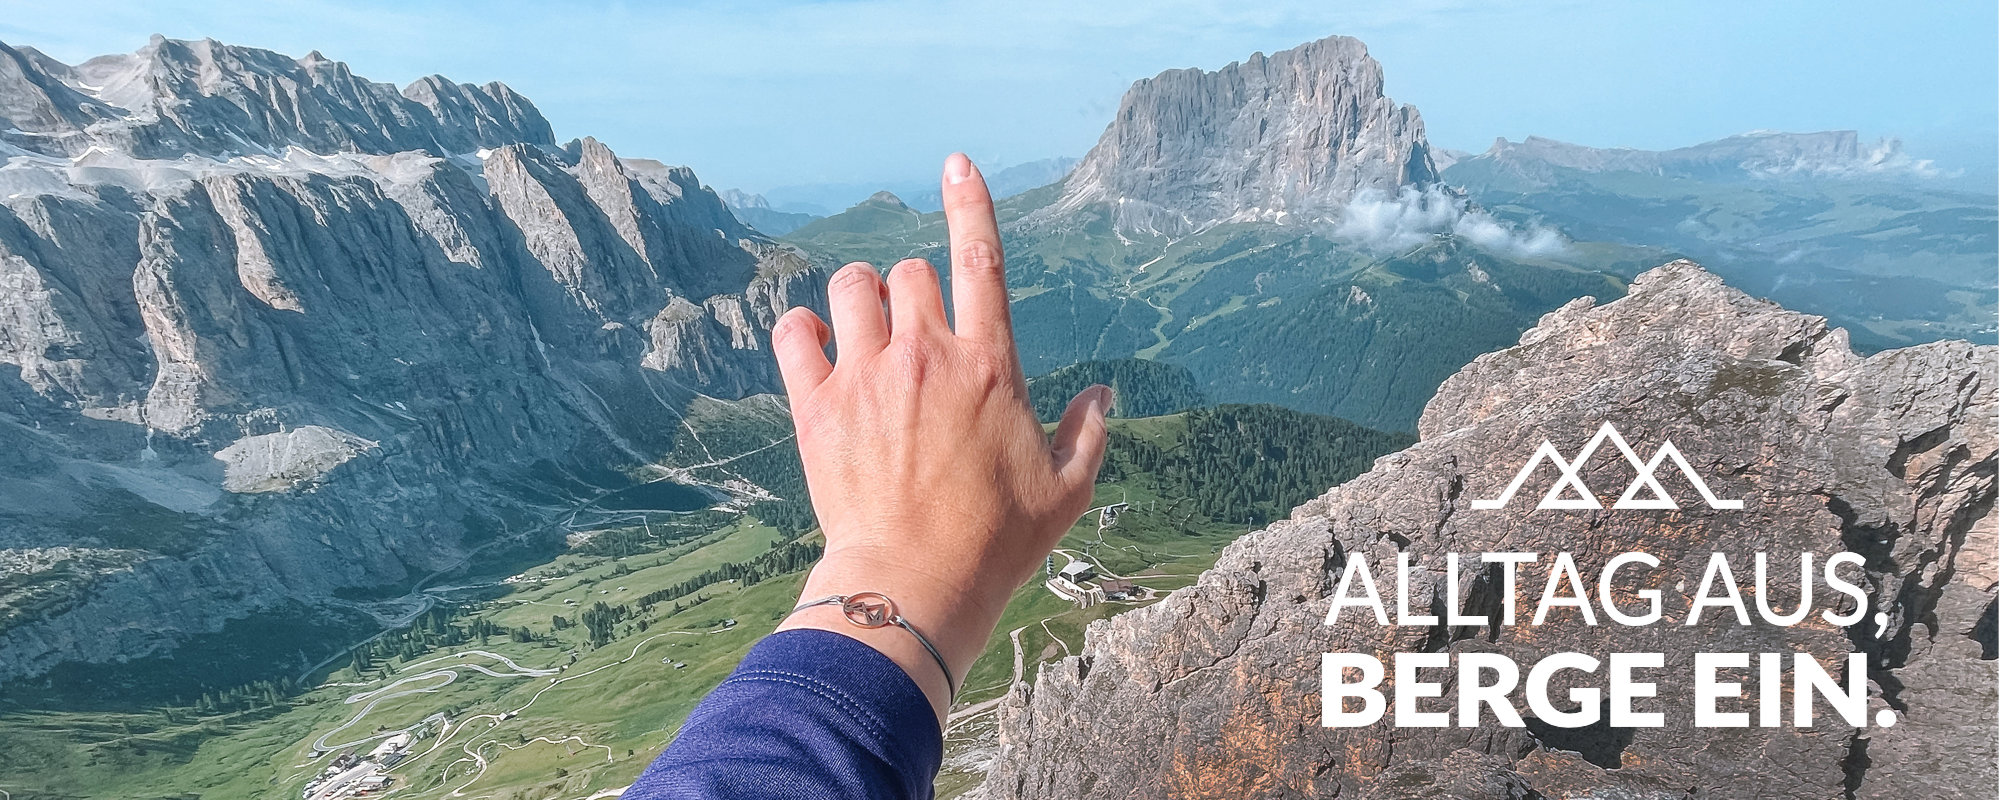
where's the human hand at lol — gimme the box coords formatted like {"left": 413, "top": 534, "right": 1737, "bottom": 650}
{"left": 768, "top": 153, "right": 1111, "bottom": 720}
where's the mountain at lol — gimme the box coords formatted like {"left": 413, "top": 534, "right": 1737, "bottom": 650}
{"left": 986, "top": 262, "right": 1997, "bottom": 799}
{"left": 0, "top": 38, "right": 823, "bottom": 683}
{"left": 1446, "top": 133, "right": 1998, "bottom": 349}
{"left": 0, "top": 36, "right": 552, "bottom": 158}
{"left": 718, "top": 189, "right": 820, "bottom": 236}
{"left": 1023, "top": 35, "right": 1440, "bottom": 235}
{"left": 1467, "top": 131, "right": 1939, "bottom": 184}
{"left": 788, "top": 35, "right": 1642, "bottom": 432}
{"left": 787, "top": 189, "right": 925, "bottom": 239}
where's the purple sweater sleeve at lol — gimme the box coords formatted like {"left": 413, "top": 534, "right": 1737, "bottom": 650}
{"left": 623, "top": 629, "right": 943, "bottom": 800}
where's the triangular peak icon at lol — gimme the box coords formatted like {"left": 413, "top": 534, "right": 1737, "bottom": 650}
{"left": 1472, "top": 423, "right": 1743, "bottom": 511}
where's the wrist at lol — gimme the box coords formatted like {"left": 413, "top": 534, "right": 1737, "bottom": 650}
{"left": 777, "top": 546, "right": 1012, "bottom": 717}
{"left": 777, "top": 599, "right": 956, "bottom": 722}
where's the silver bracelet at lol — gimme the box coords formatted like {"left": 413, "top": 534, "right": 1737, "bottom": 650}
{"left": 790, "top": 592, "right": 957, "bottom": 697}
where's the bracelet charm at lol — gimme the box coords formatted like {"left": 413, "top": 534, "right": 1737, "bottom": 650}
{"left": 791, "top": 592, "right": 956, "bottom": 697}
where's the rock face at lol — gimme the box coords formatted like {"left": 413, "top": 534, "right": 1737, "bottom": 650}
{"left": 0, "top": 39, "right": 823, "bottom": 680}
{"left": 987, "top": 262, "right": 1995, "bottom": 798}
{"left": 1461, "top": 131, "right": 1934, "bottom": 186}
{"left": 1025, "top": 35, "right": 1439, "bottom": 235}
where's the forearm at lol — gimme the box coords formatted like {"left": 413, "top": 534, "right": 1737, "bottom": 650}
{"left": 626, "top": 629, "right": 943, "bottom": 800}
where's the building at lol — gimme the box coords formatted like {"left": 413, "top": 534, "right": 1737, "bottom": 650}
{"left": 1047, "top": 578, "right": 1104, "bottom": 609}
{"left": 1100, "top": 579, "right": 1138, "bottom": 600}
{"left": 1058, "top": 560, "right": 1096, "bottom": 584}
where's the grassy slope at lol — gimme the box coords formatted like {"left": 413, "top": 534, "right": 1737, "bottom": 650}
{"left": 783, "top": 189, "right": 1643, "bottom": 431}
{"left": 0, "top": 406, "right": 1399, "bottom": 800}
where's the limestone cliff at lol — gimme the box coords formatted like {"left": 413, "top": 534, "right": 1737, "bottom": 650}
{"left": 1025, "top": 35, "right": 1439, "bottom": 236}
{"left": 0, "top": 38, "right": 823, "bottom": 680}
{"left": 986, "top": 262, "right": 1995, "bottom": 798}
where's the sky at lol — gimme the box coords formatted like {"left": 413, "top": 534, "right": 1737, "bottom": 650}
{"left": 3, "top": 0, "right": 1994, "bottom": 200}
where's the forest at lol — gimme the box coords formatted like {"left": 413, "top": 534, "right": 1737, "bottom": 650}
{"left": 1027, "top": 358, "right": 1209, "bottom": 421}
{"left": 1103, "top": 404, "right": 1414, "bottom": 526}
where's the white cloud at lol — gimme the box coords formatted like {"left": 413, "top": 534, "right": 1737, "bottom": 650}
{"left": 1332, "top": 185, "right": 1569, "bottom": 258}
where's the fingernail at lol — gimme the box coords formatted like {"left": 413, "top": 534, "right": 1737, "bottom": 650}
{"left": 945, "top": 152, "right": 972, "bottom": 184}
{"left": 1090, "top": 385, "right": 1113, "bottom": 414}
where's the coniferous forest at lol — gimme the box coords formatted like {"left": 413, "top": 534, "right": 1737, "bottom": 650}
{"left": 1027, "top": 358, "right": 1209, "bottom": 421}
{"left": 1103, "top": 404, "right": 1414, "bottom": 526}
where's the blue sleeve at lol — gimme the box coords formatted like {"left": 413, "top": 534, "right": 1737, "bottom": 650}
{"left": 624, "top": 628, "right": 943, "bottom": 800}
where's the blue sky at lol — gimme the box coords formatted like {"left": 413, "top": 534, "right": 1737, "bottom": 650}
{"left": 3, "top": 0, "right": 1993, "bottom": 197}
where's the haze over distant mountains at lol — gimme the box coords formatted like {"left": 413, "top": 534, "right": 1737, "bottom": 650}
{"left": 1455, "top": 130, "right": 1943, "bottom": 182}
{"left": 739, "top": 155, "right": 1080, "bottom": 219}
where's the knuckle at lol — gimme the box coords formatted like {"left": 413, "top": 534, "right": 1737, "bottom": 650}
{"left": 829, "top": 263, "right": 879, "bottom": 293}
{"left": 968, "top": 347, "right": 1010, "bottom": 384}
{"left": 890, "top": 258, "right": 938, "bottom": 286}
{"left": 772, "top": 310, "right": 809, "bottom": 339}
{"left": 956, "top": 240, "right": 1003, "bottom": 276}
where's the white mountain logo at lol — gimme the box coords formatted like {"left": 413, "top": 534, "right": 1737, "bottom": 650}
{"left": 1471, "top": 422, "right": 1743, "bottom": 511}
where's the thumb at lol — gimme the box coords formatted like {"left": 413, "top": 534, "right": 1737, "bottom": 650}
{"left": 1050, "top": 384, "right": 1112, "bottom": 491}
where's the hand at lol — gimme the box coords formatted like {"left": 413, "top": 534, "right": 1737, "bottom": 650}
{"left": 768, "top": 153, "right": 1111, "bottom": 722}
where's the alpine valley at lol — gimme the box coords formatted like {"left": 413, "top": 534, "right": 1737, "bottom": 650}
{"left": 0, "top": 29, "right": 1990, "bottom": 800}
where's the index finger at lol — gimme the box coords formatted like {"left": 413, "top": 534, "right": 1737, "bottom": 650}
{"left": 940, "top": 153, "right": 1013, "bottom": 347}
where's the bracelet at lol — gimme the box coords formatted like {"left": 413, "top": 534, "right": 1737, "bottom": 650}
{"left": 789, "top": 592, "right": 957, "bottom": 698}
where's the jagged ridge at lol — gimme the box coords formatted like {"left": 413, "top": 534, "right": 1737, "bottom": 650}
{"left": 0, "top": 35, "right": 553, "bottom": 158}
{"left": 987, "top": 261, "right": 1996, "bottom": 799}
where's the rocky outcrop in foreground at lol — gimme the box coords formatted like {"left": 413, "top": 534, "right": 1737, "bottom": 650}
{"left": 1026, "top": 35, "right": 1439, "bottom": 235}
{"left": 988, "top": 262, "right": 1995, "bottom": 798}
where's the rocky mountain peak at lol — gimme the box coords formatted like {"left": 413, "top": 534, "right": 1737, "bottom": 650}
{"left": 1024, "top": 34, "right": 1439, "bottom": 235}
{"left": 987, "top": 260, "right": 1995, "bottom": 798}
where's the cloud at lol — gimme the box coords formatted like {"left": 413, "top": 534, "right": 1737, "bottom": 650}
{"left": 1744, "top": 136, "right": 1946, "bottom": 180}
{"left": 1331, "top": 186, "right": 1569, "bottom": 258}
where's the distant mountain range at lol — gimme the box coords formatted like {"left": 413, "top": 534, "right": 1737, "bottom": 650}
{"left": 1444, "top": 132, "right": 1995, "bottom": 349}
{"left": 744, "top": 156, "right": 1079, "bottom": 218}
{"left": 1453, "top": 130, "right": 1941, "bottom": 182}
{"left": 716, "top": 189, "right": 819, "bottom": 235}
